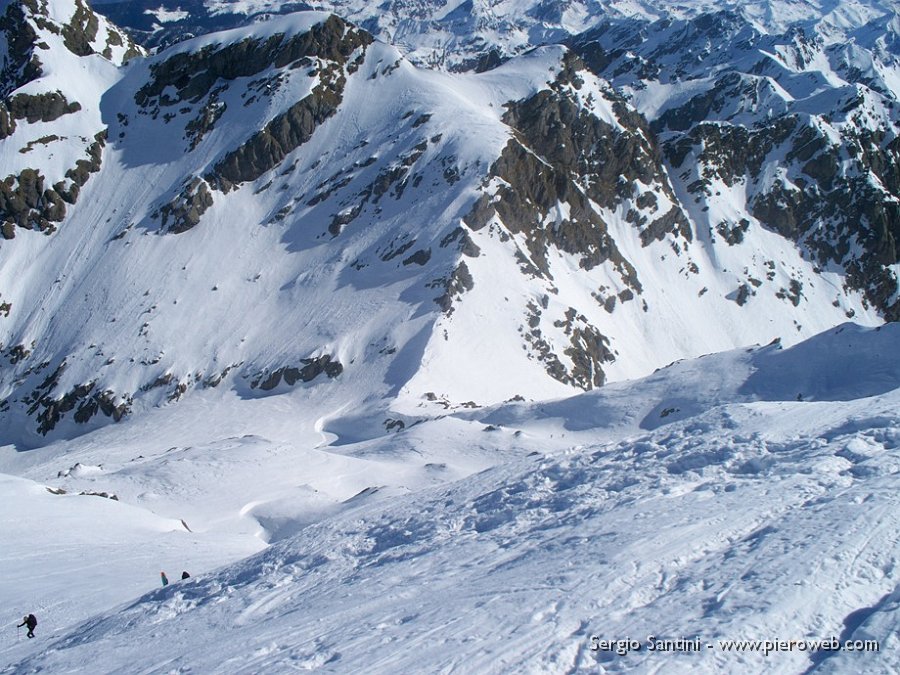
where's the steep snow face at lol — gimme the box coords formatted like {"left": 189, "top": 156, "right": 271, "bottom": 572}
{"left": 0, "top": 3, "right": 887, "bottom": 446}
{"left": 0, "top": 9, "right": 625, "bottom": 442}
{"left": 2, "top": 323, "right": 899, "bottom": 674}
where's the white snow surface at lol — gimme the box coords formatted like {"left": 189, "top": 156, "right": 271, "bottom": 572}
{"left": 1, "top": 322, "right": 899, "bottom": 673}
{"left": 144, "top": 6, "right": 190, "bottom": 24}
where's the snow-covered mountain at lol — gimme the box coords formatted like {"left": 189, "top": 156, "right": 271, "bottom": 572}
{"left": 96, "top": 1, "right": 900, "bottom": 318}
{"left": 91, "top": 0, "right": 900, "bottom": 68}
{"left": 1, "top": 2, "right": 900, "bottom": 672}
{"left": 0, "top": 0, "right": 892, "bottom": 445}
{"left": 2, "top": 322, "right": 899, "bottom": 673}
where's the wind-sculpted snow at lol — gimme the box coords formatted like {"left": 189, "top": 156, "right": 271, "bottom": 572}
{"left": 3, "top": 324, "right": 899, "bottom": 674}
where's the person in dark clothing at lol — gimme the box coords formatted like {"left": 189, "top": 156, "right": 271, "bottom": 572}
{"left": 18, "top": 614, "right": 36, "bottom": 638}
{"left": 181, "top": 571, "right": 190, "bottom": 580}
{"left": 160, "top": 571, "right": 169, "bottom": 587}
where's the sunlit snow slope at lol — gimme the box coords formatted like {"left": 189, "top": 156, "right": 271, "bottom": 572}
{"left": 1, "top": 2, "right": 887, "bottom": 448}
{"left": 1, "top": 323, "right": 899, "bottom": 674}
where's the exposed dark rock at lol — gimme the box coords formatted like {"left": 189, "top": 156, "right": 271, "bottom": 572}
{"left": 463, "top": 194, "right": 494, "bottom": 231}
{"left": 251, "top": 355, "right": 344, "bottom": 390}
{"left": 78, "top": 490, "right": 118, "bottom": 500}
{"left": 136, "top": 15, "right": 370, "bottom": 108}
{"left": 565, "top": 325, "right": 614, "bottom": 389}
{"left": 0, "top": 167, "right": 64, "bottom": 233}
{"left": 381, "top": 239, "right": 415, "bottom": 262}
{"left": 65, "top": 131, "right": 105, "bottom": 186}
{"left": 523, "top": 307, "right": 614, "bottom": 389}
{"left": 776, "top": 279, "right": 804, "bottom": 307}
{"left": 654, "top": 72, "right": 744, "bottom": 133}
{"left": 140, "top": 372, "right": 175, "bottom": 392}
{"left": 158, "top": 178, "right": 214, "bottom": 234}
{"left": 435, "top": 261, "right": 475, "bottom": 312}
{"left": 209, "top": 79, "right": 344, "bottom": 191}
{"left": 465, "top": 54, "right": 672, "bottom": 297}
{"left": 134, "top": 16, "right": 372, "bottom": 191}
{"left": 669, "top": 115, "right": 900, "bottom": 319}
{"left": 7, "top": 343, "right": 31, "bottom": 364}
{"left": 640, "top": 206, "right": 692, "bottom": 246}
{"left": 61, "top": 0, "right": 100, "bottom": 57}
{"left": 732, "top": 283, "right": 751, "bottom": 306}
{"left": 0, "top": 1, "right": 43, "bottom": 97}
{"left": 439, "top": 226, "right": 481, "bottom": 257}
{"left": 184, "top": 91, "right": 226, "bottom": 149}
{"left": 470, "top": 48, "right": 508, "bottom": 73}
{"left": 0, "top": 103, "right": 15, "bottom": 139}
{"left": 8, "top": 90, "right": 81, "bottom": 123}
{"left": 368, "top": 163, "right": 411, "bottom": 202}
{"left": 328, "top": 203, "right": 362, "bottom": 236}
{"left": 21, "top": 134, "right": 61, "bottom": 154}
{"left": 28, "top": 367, "right": 131, "bottom": 435}
{"left": 402, "top": 248, "right": 432, "bottom": 266}
{"left": 716, "top": 218, "right": 750, "bottom": 245}
{"left": 0, "top": 129, "right": 105, "bottom": 235}
{"left": 750, "top": 181, "right": 802, "bottom": 238}
{"left": 384, "top": 418, "right": 405, "bottom": 431}
{"left": 203, "top": 364, "right": 238, "bottom": 389}
{"left": 665, "top": 118, "right": 798, "bottom": 186}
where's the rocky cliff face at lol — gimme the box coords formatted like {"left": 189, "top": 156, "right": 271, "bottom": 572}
{"left": 459, "top": 53, "right": 690, "bottom": 389}
{"left": 0, "top": 0, "right": 140, "bottom": 239}
{"left": 570, "top": 9, "right": 900, "bottom": 321}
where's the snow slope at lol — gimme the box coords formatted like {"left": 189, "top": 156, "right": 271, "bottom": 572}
{"left": 1, "top": 322, "right": 899, "bottom": 673}
{"left": 2, "top": 4, "right": 885, "bottom": 448}
{"left": 0, "top": 5, "right": 898, "bottom": 670}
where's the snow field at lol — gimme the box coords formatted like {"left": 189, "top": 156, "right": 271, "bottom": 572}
{"left": 1, "top": 323, "right": 898, "bottom": 673}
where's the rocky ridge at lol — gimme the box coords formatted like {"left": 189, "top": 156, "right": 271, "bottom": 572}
{"left": 570, "top": 10, "right": 900, "bottom": 319}
{"left": 0, "top": 0, "right": 140, "bottom": 236}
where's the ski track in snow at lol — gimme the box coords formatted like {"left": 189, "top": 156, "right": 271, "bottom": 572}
{"left": 1, "top": 324, "right": 899, "bottom": 674}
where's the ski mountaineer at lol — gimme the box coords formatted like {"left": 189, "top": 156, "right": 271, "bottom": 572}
{"left": 161, "top": 572, "right": 169, "bottom": 587}
{"left": 17, "top": 614, "right": 37, "bottom": 638}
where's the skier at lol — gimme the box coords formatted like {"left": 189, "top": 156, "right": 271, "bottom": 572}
{"left": 17, "top": 614, "right": 36, "bottom": 638}
{"left": 161, "top": 571, "right": 169, "bottom": 587}
{"left": 181, "top": 571, "right": 190, "bottom": 580}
